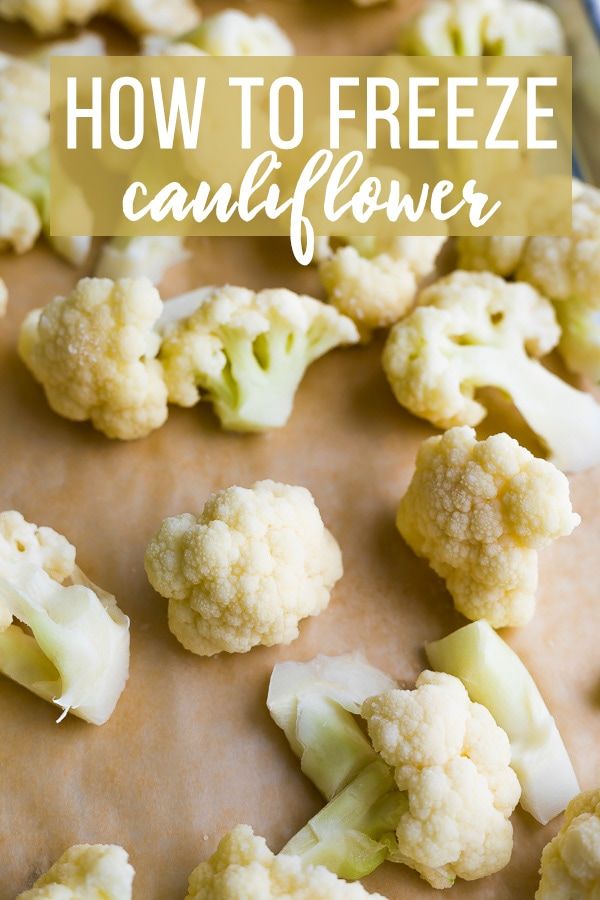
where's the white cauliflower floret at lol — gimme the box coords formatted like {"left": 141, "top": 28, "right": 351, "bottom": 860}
{"left": 397, "top": 427, "right": 580, "bottom": 627}
{"left": 95, "top": 236, "right": 188, "bottom": 285}
{"left": 18, "top": 277, "right": 169, "bottom": 440}
{"left": 185, "top": 825, "right": 387, "bottom": 899}
{"left": 536, "top": 790, "right": 600, "bottom": 899}
{"left": 180, "top": 9, "right": 294, "bottom": 56}
{"left": 0, "top": 511, "right": 130, "bottom": 724}
{"left": 0, "top": 54, "right": 49, "bottom": 167}
{"left": 362, "top": 671, "right": 521, "bottom": 890}
{"left": 317, "top": 235, "right": 446, "bottom": 339}
{"left": 144, "top": 480, "right": 343, "bottom": 656}
{"left": 0, "top": 184, "right": 41, "bottom": 254}
{"left": 459, "top": 181, "right": 600, "bottom": 381}
{"left": 383, "top": 270, "right": 600, "bottom": 472}
{"left": 0, "top": 0, "right": 200, "bottom": 35}
{"left": 16, "top": 844, "right": 134, "bottom": 899}
{"left": 158, "top": 285, "right": 359, "bottom": 432}
{"left": 396, "top": 0, "right": 565, "bottom": 56}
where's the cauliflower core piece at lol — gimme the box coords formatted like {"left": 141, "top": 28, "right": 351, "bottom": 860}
{"left": 0, "top": 0, "right": 200, "bottom": 36}
{"left": 0, "top": 511, "right": 130, "bottom": 724}
{"left": 185, "top": 825, "right": 387, "bottom": 899}
{"left": 16, "top": 843, "right": 134, "bottom": 899}
{"left": 145, "top": 480, "right": 343, "bottom": 656}
{"left": 459, "top": 181, "right": 600, "bottom": 382}
{"left": 158, "top": 285, "right": 359, "bottom": 432}
{"left": 536, "top": 790, "right": 600, "bottom": 899}
{"left": 383, "top": 270, "right": 600, "bottom": 472}
{"left": 317, "top": 235, "right": 446, "bottom": 339}
{"left": 19, "top": 277, "right": 169, "bottom": 440}
{"left": 362, "top": 671, "right": 521, "bottom": 889}
{"left": 397, "top": 426, "right": 580, "bottom": 627}
{"left": 396, "top": 0, "right": 565, "bottom": 56}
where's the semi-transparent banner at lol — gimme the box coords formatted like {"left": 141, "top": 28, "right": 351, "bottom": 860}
{"left": 50, "top": 55, "right": 572, "bottom": 262}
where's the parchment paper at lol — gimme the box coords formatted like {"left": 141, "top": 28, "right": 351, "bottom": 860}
{"left": 1, "top": 3, "right": 599, "bottom": 898}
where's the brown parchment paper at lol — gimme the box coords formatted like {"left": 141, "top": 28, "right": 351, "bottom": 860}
{"left": 1, "top": 3, "right": 599, "bottom": 898}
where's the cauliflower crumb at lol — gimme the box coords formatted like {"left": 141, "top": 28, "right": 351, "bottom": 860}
{"left": 536, "top": 790, "right": 600, "bottom": 899}
{"left": 144, "top": 480, "right": 343, "bottom": 656}
{"left": 396, "top": 0, "right": 565, "bottom": 56}
{"left": 185, "top": 825, "right": 387, "bottom": 899}
{"left": 16, "top": 844, "right": 134, "bottom": 899}
{"left": 362, "top": 670, "right": 521, "bottom": 889}
{"left": 318, "top": 235, "right": 446, "bottom": 339}
{"left": 18, "top": 277, "right": 169, "bottom": 440}
{"left": 397, "top": 426, "right": 580, "bottom": 627}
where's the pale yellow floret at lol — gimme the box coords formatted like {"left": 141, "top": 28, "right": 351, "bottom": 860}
{"left": 16, "top": 844, "right": 134, "bottom": 899}
{"left": 318, "top": 235, "right": 446, "bottom": 338}
{"left": 18, "top": 277, "right": 169, "bottom": 440}
{"left": 396, "top": 426, "right": 580, "bottom": 627}
{"left": 362, "top": 670, "right": 521, "bottom": 889}
{"left": 396, "top": 0, "right": 565, "bottom": 56}
{"left": 0, "top": 184, "right": 42, "bottom": 254}
{"left": 0, "top": 0, "right": 200, "bottom": 35}
{"left": 145, "top": 480, "right": 343, "bottom": 656}
{"left": 536, "top": 790, "right": 600, "bottom": 899}
{"left": 0, "top": 55, "right": 49, "bottom": 168}
{"left": 183, "top": 9, "right": 294, "bottom": 56}
{"left": 185, "top": 825, "right": 388, "bottom": 899}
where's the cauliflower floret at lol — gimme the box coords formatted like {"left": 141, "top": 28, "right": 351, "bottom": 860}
{"left": 18, "top": 277, "right": 169, "bottom": 440}
{"left": 317, "top": 235, "right": 446, "bottom": 339}
{"left": 396, "top": 426, "right": 580, "bottom": 627}
{"left": 0, "top": 183, "right": 42, "bottom": 254}
{"left": 16, "top": 844, "right": 134, "bottom": 899}
{"left": 179, "top": 9, "right": 294, "bottom": 56}
{"left": 144, "top": 480, "right": 343, "bottom": 656}
{"left": 158, "top": 285, "right": 359, "bottom": 432}
{"left": 95, "top": 236, "right": 188, "bottom": 285}
{"left": 186, "top": 825, "right": 387, "bottom": 899}
{"left": 0, "top": 510, "right": 130, "bottom": 724}
{"left": 0, "top": 54, "right": 49, "bottom": 167}
{"left": 395, "top": 0, "right": 565, "bottom": 56}
{"left": 0, "top": 0, "right": 200, "bottom": 35}
{"left": 536, "top": 790, "right": 600, "bottom": 899}
{"left": 362, "top": 671, "right": 521, "bottom": 889}
{"left": 459, "top": 181, "right": 600, "bottom": 381}
{"left": 383, "top": 270, "right": 600, "bottom": 472}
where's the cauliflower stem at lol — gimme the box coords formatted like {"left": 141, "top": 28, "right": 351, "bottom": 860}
{"left": 426, "top": 620, "right": 580, "bottom": 825}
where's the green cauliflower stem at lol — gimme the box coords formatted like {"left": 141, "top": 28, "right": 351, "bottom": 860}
{"left": 158, "top": 285, "right": 359, "bottom": 432}
{"left": 382, "top": 270, "right": 600, "bottom": 473}
{"left": 426, "top": 620, "right": 580, "bottom": 825}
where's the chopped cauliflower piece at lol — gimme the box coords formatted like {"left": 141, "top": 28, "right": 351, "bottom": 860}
{"left": 459, "top": 181, "right": 600, "bottom": 381}
{"left": 396, "top": 0, "right": 565, "bottom": 56}
{"left": 16, "top": 843, "right": 134, "bottom": 899}
{"left": 0, "top": 53, "right": 49, "bottom": 167}
{"left": 0, "top": 510, "right": 130, "bottom": 725}
{"left": 0, "top": 183, "right": 41, "bottom": 254}
{"left": 317, "top": 235, "right": 446, "bottom": 339}
{"left": 144, "top": 480, "right": 343, "bottom": 656}
{"left": 185, "top": 825, "right": 387, "bottom": 899}
{"left": 180, "top": 9, "right": 294, "bottom": 56}
{"left": 536, "top": 790, "right": 600, "bottom": 899}
{"left": 362, "top": 670, "right": 521, "bottom": 889}
{"left": 427, "top": 621, "right": 580, "bottom": 825}
{"left": 0, "top": 0, "right": 200, "bottom": 36}
{"left": 158, "top": 285, "right": 359, "bottom": 432}
{"left": 397, "top": 426, "right": 580, "bottom": 627}
{"left": 18, "top": 277, "right": 169, "bottom": 440}
{"left": 382, "top": 270, "right": 600, "bottom": 472}
{"left": 95, "top": 236, "right": 188, "bottom": 285}
{"left": 268, "top": 653, "right": 397, "bottom": 800}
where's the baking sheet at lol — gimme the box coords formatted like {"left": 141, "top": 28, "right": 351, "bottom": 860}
{"left": 1, "top": 3, "right": 599, "bottom": 898}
